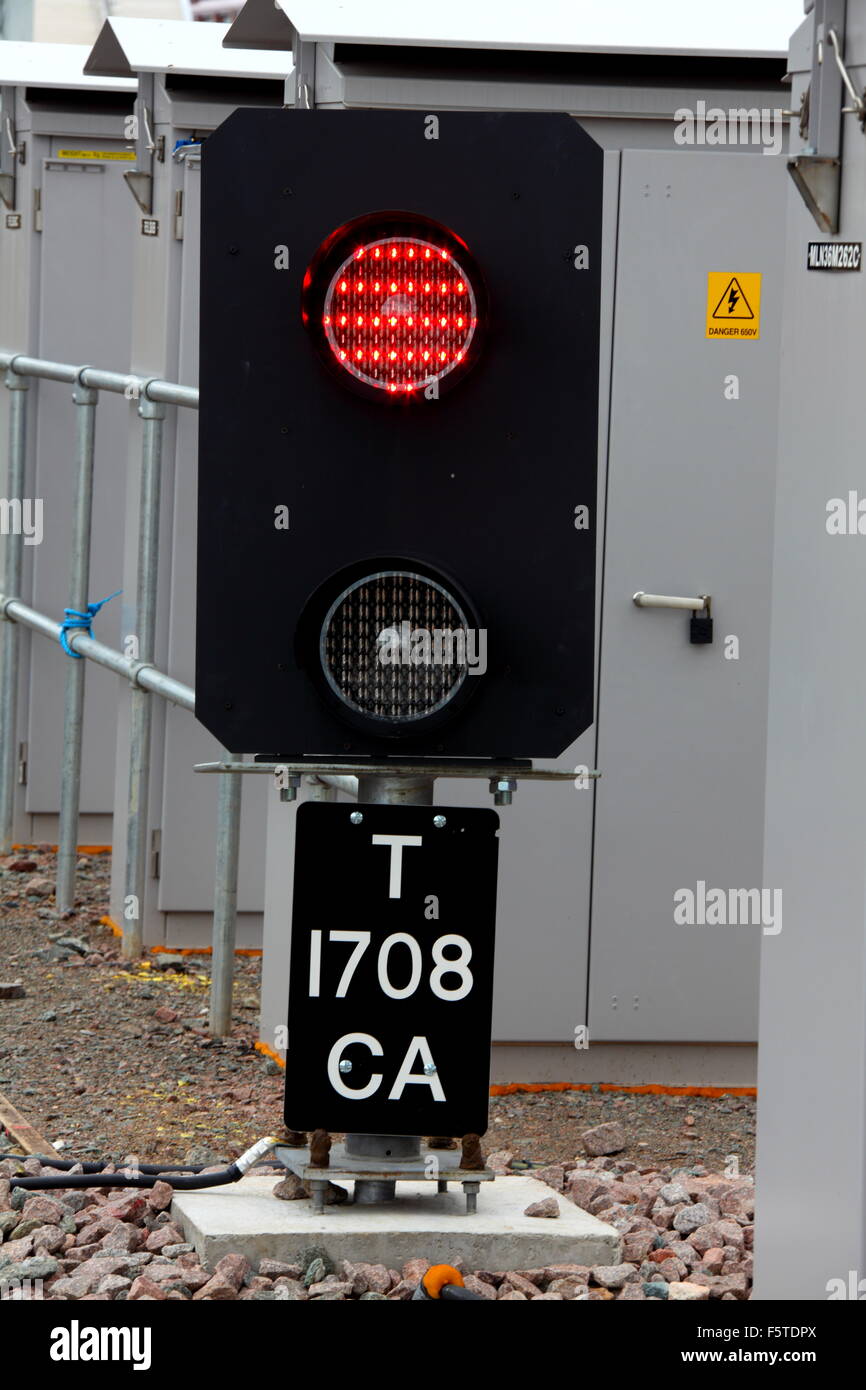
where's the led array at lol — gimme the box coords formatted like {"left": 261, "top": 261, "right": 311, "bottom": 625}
{"left": 322, "top": 237, "right": 478, "bottom": 393}
{"left": 322, "top": 573, "right": 468, "bottom": 720}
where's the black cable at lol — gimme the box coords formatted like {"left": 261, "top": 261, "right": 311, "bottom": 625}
{"left": 9, "top": 1163, "right": 243, "bottom": 1191}
{"left": 0, "top": 1152, "right": 205, "bottom": 1174}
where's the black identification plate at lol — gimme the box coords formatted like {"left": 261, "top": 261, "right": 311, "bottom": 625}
{"left": 284, "top": 802, "right": 499, "bottom": 1137}
{"left": 806, "top": 241, "right": 862, "bottom": 271}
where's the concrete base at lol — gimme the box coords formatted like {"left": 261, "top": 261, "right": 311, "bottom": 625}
{"left": 172, "top": 1175, "right": 621, "bottom": 1272}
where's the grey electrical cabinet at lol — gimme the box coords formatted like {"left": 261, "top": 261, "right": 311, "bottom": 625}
{"left": 589, "top": 149, "right": 782, "bottom": 1044}
{"left": 0, "top": 43, "right": 137, "bottom": 846}
{"left": 252, "top": 16, "right": 791, "bottom": 1078}
{"left": 81, "top": 18, "right": 292, "bottom": 945}
{"left": 433, "top": 149, "right": 784, "bottom": 1053}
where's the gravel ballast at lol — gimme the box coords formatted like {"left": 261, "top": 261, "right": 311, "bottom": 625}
{"left": 0, "top": 1153, "right": 754, "bottom": 1300}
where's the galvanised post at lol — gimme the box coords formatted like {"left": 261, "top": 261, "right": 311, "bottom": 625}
{"left": 122, "top": 388, "right": 166, "bottom": 959}
{"left": 209, "top": 751, "right": 243, "bottom": 1036}
{"left": 0, "top": 365, "right": 29, "bottom": 853}
{"left": 56, "top": 373, "right": 98, "bottom": 911}
{"left": 345, "top": 773, "right": 436, "bottom": 1200}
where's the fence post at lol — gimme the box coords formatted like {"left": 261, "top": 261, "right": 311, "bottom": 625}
{"left": 122, "top": 389, "right": 165, "bottom": 959}
{"left": 209, "top": 753, "right": 243, "bottom": 1036}
{"left": 0, "top": 366, "right": 29, "bottom": 854}
{"left": 56, "top": 374, "right": 98, "bottom": 911}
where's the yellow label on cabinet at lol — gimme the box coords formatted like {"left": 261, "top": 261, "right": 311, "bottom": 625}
{"left": 706, "top": 272, "right": 761, "bottom": 339}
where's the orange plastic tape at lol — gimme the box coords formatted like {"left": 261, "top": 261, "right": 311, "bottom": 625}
{"left": 98, "top": 916, "right": 262, "bottom": 956}
{"left": 13, "top": 843, "right": 111, "bottom": 854}
{"left": 489, "top": 1082, "right": 756, "bottom": 1098}
{"left": 251, "top": 1047, "right": 754, "bottom": 1097}
{"left": 149, "top": 945, "right": 263, "bottom": 958}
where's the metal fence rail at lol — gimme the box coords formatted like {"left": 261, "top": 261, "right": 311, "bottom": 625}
{"left": 0, "top": 350, "right": 241, "bottom": 1035}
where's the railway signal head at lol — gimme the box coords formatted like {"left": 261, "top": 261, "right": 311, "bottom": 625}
{"left": 197, "top": 109, "right": 603, "bottom": 759}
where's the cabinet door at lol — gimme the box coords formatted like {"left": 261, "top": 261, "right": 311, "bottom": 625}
{"left": 589, "top": 150, "right": 784, "bottom": 1042}
{"left": 28, "top": 155, "right": 133, "bottom": 816}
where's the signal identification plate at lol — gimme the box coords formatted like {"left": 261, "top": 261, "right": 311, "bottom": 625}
{"left": 284, "top": 802, "right": 499, "bottom": 1138}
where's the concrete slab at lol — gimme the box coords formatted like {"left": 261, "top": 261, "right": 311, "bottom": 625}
{"left": 172, "top": 1174, "right": 621, "bottom": 1272}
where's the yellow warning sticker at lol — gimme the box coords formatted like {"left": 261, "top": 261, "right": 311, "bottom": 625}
{"left": 706, "top": 272, "right": 761, "bottom": 340}
{"left": 56, "top": 149, "right": 136, "bottom": 161}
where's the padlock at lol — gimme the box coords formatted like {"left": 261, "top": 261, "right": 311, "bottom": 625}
{"left": 689, "top": 597, "right": 713, "bottom": 644}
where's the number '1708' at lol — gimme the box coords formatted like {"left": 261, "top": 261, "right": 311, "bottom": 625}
{"left": 308, "top": 930, "right": 473, "bottom": 1001}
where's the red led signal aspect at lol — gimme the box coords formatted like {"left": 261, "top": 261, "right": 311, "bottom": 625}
{"left": 320, "top": 236, "right": 479, "bottom": 394}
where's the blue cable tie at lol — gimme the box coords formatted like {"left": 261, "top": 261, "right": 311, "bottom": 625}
{"left": 60, "top": 589, "right": 122, "bottom": 658}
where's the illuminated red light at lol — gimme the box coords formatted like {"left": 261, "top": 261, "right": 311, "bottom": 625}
{"left": 314, "top": 224, "right": 481, "bottom": 396}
